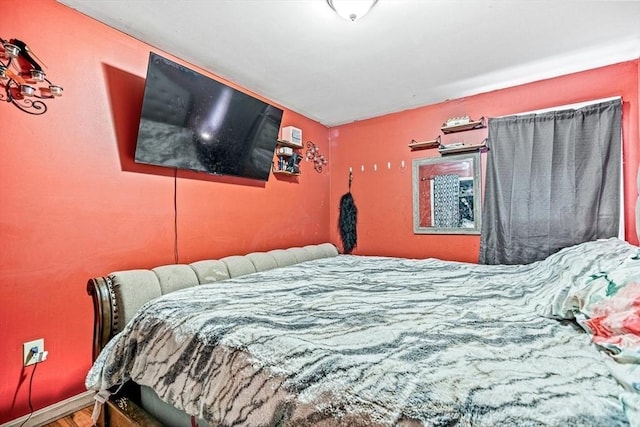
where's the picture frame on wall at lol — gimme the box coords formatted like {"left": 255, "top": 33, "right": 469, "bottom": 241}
{"left": 412, "top": 153, "right": 482, "bottom": 234}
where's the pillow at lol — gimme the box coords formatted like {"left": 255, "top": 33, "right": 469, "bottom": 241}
{"left": 550, "top": 250, "right": 640, "bottom": 318}
{"left": 578, "top": 283, "right": 640, "bottom": 363}
{"left": 564, "top": 254, "right": 640, "bottom": 364}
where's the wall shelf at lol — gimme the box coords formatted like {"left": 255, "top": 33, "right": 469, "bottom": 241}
{"left": 409, "top": 136, "right": 440, "bottom": 151}
{"left": 441, "top": 117, "right": 485, "bottom": 134}
{"left": 273, "top": 170, "right": 300, "bottom": 176}
{"left": 410, "top": 117, "right": 487, "bottom": 154}
{"left": 276, "top": 139, "right": 303, "bottom": 149}
{"left": 273, "top": 140, "right": 302, "bottom": 176}
{"left": 438, "top": 139, "right": 488, "bottom": 155}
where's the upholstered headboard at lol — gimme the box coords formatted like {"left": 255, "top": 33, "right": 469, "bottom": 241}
{"left": 87, "top": 243, "right": 339, "bottom": 360}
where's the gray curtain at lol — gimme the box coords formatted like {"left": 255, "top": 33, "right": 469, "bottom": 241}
{"left": 479, "top": 99, "right": 621, "bottom": 265}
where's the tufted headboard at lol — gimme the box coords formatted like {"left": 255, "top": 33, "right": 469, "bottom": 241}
{"left": 87, "top": 243, "right": 339, "bottom": 360}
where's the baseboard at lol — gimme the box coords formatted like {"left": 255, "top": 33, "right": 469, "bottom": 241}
{"left": 1, "top": 390, "right": 96, "bottom": 427}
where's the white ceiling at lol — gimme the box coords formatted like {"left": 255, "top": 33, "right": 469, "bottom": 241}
{"left": 57, "top": 0, "right": 640, "bottom": 127}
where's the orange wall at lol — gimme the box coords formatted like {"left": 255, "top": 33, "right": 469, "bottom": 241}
{"left": 0, "top": 1, "right": 330, "bottom": 422}
{"left": 328, "top": 60, "right": 640, "bottom": 260}
{"left": 1, "top": 1, "right": 639, "bottom": 424}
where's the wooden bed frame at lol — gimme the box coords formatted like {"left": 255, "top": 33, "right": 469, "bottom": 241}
{"left": 87, "top": 276, "right": 119, "bottom": 361}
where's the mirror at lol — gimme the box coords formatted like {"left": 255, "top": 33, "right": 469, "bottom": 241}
{"left": 412, "top": 153, "right": 481, "bottom": 234}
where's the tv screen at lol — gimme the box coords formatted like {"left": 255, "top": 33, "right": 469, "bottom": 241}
{"left": 134, "top": 52, "right": 284, "bottom": 181}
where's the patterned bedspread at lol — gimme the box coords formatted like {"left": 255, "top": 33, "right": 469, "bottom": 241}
{"left": 86, "top": 238, "right": 640, "bottom": 426}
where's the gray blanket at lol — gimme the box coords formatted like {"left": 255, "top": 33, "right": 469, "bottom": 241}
{"left": 86, "top": 238, "right": 636, "bottom": 426}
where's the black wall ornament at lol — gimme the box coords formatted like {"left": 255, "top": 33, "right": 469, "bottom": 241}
{"left": 0, "top": 38, "right": 63, "bottom": 115}
{"left": 305, "top": 141, "right": 328, "bottom": 173}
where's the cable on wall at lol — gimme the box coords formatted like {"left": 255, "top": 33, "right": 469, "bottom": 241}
{"left": 174, "top": 168, "right": 179, "bottom": 264}
{"left": 18, "top": 361, "right": 38, "bottom": 427}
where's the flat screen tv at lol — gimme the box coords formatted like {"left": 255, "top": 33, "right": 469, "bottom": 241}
{"left": 134, "top": 52, "right": 284, "bottom": 181}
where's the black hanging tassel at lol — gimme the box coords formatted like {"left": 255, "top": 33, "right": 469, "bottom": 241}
{"left": 338, "top": 192, "right": 358, "bottom": 254}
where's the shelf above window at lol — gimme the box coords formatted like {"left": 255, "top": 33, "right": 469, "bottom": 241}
{"left": 441, "top": 117, "right": 486, "bottom": 134}
{"left": 438, "top": 139, "right": 488, "bottom": 155}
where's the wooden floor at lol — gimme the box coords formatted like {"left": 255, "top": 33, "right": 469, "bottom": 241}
{"left": 42, "top": 406, "right": 94, "bottom": 427}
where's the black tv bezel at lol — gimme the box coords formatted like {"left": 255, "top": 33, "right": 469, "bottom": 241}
{"left": 133, "top": 52, "right": 284, "bottom": 182}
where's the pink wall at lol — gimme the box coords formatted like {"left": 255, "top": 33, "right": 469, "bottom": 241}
{"left": 0, "top": 1, "right": 330, "bottom": 422}
{"left": 328, "top": 61, "right": 640, "bottom": 260}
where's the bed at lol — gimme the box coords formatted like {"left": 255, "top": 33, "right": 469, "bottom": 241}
{"left": 85, "top": 239, "right": 640, "bottom": 426}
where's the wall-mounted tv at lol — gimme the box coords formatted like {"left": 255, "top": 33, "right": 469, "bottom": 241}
{"left": 134, "top": 52, "right": 284, "bottom": 181}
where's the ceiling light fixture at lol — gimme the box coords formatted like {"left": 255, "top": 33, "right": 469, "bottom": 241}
{"left": 327, "top": 0, "right": 378, "bottom": 22}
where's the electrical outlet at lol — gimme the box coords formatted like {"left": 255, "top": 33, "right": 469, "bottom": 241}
{"left": 23, "top": 338, "right": 45, "bottom": 366}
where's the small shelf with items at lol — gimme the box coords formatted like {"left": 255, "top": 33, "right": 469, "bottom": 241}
{"left": 409, "top": 116, "right": 488, "bottom": 155}
{"left": 409, "top": 136, "right": 441, "bottom": 151}
{"left": 273, "top": 169, "right": 300, "bottom": 176}
{"left": 275, "top": 139, "right": 303, "bottom": 149}
{"left": 273, "top": 140, "right": 302, "bottom": 176}
{"left": 441, "top": 116, "right": 486, "bottom": 134}
{"left": 438, "top": 139, "right": 488, "bottom": 155}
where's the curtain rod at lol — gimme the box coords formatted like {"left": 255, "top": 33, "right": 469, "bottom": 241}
{"left": 501, "top": 96, "right": 621, "bottom": 117}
